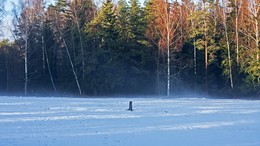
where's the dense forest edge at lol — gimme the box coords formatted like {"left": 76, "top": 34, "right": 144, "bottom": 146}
{"left": 0, "top": 0, "right": 259, "bottom": 98}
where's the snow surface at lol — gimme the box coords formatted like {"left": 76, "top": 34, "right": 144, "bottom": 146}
{"left": 0, "top": 96, "right": 260, "bottom": 146}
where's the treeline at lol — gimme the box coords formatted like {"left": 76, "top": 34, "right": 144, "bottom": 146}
{"left": 0, "top": 0, "right": 259, "bottom": 97}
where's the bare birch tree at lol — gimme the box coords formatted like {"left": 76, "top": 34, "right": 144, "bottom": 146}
{"left": 19, "top": 0, "right": 30, "bottom": 95}
{"left": 248, "top": 0, "right": 260, "bottom": 61}
{"left": 149, "top": 0, "right": 183, "bottom": 96}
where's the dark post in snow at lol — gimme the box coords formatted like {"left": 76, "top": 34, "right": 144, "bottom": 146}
{"left": 128, "top": 101, "right": 133, "bottom": 111}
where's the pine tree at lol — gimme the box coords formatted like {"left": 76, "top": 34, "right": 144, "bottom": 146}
{"left": 87, "top": 0, "right": 120, "bottom": 94}
{"left": 117, "top": 0, "right": 131, "bottom": 43}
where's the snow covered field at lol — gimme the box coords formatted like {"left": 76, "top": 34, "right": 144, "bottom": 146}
{"left": 0, "top": 96, "right": 260, "bottom": 146}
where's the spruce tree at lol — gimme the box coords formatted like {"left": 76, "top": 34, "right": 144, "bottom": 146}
{"left": 87, "top": 0, "right": 121, "bottom": 94}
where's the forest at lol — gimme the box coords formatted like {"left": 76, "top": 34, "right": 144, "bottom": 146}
{"left": 0, "top": 0, "right": 259, "bottom": 97}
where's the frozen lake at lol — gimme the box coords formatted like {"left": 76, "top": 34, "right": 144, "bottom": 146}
{"left": 0, "top": 96, "right": 260, "bottom": 146}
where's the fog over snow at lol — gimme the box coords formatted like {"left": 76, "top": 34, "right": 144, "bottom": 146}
{"left": 0, "top": 96, "right": 260, "bottom": 146}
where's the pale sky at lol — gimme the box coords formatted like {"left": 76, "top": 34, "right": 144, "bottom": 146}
{"left": 0, "top": 0, "right": 55, "bottom": 40}
{"left": 0, "top": 0, "right": 145, "bottom": 41}
{"left": 1, "top": 0, "right": 17, "bottom": 40}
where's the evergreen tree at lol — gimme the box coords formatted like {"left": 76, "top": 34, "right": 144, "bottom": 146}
{"left": 127, "top": 0, "right": 156, "bottom": 94}
{"left": 117, "top": 0, "right": 131, "bottom": 43}
{"left": 86, "top": 0, "right": 121, "bottom": 94}
{"left": 1, "top": 0, "right": 260, "bottom": 97}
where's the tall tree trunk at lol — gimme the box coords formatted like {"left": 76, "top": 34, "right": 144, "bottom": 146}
{"left": 25, "top": 35, "right": 28, "bottom": 95}
{"left": 60, "top": 31, "right": 82, "bottom": 95}
{"left": 193, "top": 40, "right": 196, "bottom": 82}
{"left": 41, "top": 18, "right": 57, "bottom": 93}
{"left": 71, "top": 29, "right": 76, "bottom": 63}
{"left": 72, "top": 7, "right": 85, "bottom": 80}
{"left": 44, "top": 44, "right": 57, "bottom": 93}
{"left": 4, "top": 46, "right": 9, "bottom": 92}
{"left": 40, "top": 0, "right": 45, "bottom": 79}
{"left": 193, "top": 37, "right": 197, "bottom": 76}
{"left": 235, "top": 0, "right": 240, "bottom": 65}
{"left": 156, "top": 47, "right": 160, "bottom": 95}
{"left": 250, "top": 0, "right": 259, "bottom": 61}
{"left": 23, "top": 0, "right": 30, "bottom": 95}
{"left": 193, "top": 32, "right": 197, "bottom": 92}
{"left": 55, "top": 11, "right": 82, "bottom": 95}
{"left": 79, "top": 30, "right": 85, "bottom": 79}
{"left": 167, "top": 30, "right": 170, "bottom": 96}
{"left": 42, "top": 35, "right": 45, "bottom": 78}
{"left": 190, "top": 6, "right": 197, "bottom": 92}
{"left": 203, "top": 0, "right": 208, "bottom": 94}
{"left": 256, "top": 19, "right": 259, "bottom": 61}
{"left": 165, "top": 1, "right": 171, "bottom": 97}
{"left": 153, "top": 0, "right": 181, "bottom": 96}
{"left": 222, "top": 0, "right": 234, "bottom": 91}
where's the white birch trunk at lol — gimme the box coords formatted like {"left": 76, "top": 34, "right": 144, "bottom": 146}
{"left": 256, "top": 19, "right": 259, "bottom": 61}
{"left": 61, "top": 32, "right": 82, "bottom": 95}
{"left": 193, "top": 18, "right": 196, "bottom": 76}
{"left": 203, "top": 1, "right": 208, "bottom": 71}
{"left": 167, "top": 30, "right": 170, "bottom": 96}
{"left": 24, "top": 5, "right": 28, "bottom": 95}
{"left": 235, "top": 0, "right": 239, "bottom": 65}
{"left": 222, "top": 0, "right": 234, "bottom": 90}
{"left": 203, "top": 1, "right": 208, "bottom": 93}
{"left": 191, "top": 17, "right": 196, "bottom": 76}
{"left": 155, "top": 0, "right": 182, "bottom": 96}
{"left": 235, "top": 35, "right": 239, "bottom": 62}
{"left": 55, "top": 11, "right": 82, "bottom": 95}
{"left": 166, "top": 2, "right": 171, "bottom": 97}
{"left": 156, "top": 47, "right": 160, "bottom": 95}
{"left": 25, "top": 34, "right": 28, "bottom": 95}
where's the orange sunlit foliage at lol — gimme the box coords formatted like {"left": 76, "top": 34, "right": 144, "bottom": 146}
{"left": 147, "top": 0, "right": 185, "bottom": 54}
